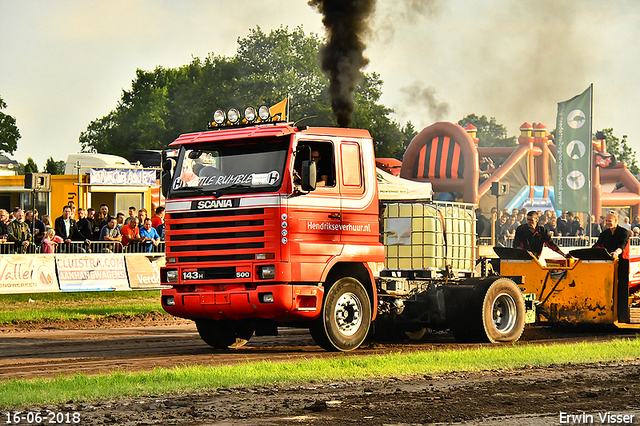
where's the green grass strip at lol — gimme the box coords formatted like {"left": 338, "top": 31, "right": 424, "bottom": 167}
{"left": 0, "top": 290, "right": 163, "bottom": 323}
{"left": 1, "top": 337, "right": 639, "bottom": 409}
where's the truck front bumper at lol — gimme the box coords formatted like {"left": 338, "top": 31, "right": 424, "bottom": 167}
{"left": 161, "top": 284, "right": 324, "bottom": 322}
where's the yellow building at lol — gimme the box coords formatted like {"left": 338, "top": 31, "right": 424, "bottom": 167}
{"left": 0, "top": 153, "right": 159, "bottom": 218}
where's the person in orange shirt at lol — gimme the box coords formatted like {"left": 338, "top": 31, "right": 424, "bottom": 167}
{"left": 121, "top": 217, "right": 143, "bottom": 249}
{"left": 151, "top": 206, "right": 165, "bottom": 229}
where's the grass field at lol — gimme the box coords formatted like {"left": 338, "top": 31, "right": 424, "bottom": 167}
{"left": 0, "top": 290, "right": 163, "bottom": 323}
{"left": 1, "top": 338, "right": 639, "bottom": 408}
{"left": 2, "top": 291, "right": 639, "bottom": 410}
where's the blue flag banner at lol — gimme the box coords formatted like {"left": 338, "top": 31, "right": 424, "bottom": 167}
{"left": 555, "top": 85, "right": 592, "bottom": 213}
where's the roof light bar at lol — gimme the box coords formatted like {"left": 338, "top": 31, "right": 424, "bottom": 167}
{"left": 207, "top": 104, "right": 276, "bottom": 129}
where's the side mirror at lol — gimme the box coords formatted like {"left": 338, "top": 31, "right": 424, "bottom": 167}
{"left": 161, "top": 160, "right": 173, "bottom": 198}
{"left": 301, "top": 160, "right": 317, "bottom": 192}
{"left": 161, "top": 171, "right": 172, "bottom": 197}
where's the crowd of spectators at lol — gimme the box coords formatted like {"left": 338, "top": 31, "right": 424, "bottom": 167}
{"left": 475, "top": 207, "right": 639, "bottom": 247}
{"left": 0, "top": 204, "right": 166, "bottom": 254}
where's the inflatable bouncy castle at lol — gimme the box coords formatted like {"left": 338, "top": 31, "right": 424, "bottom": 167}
{"left": 399, "top": 122, "right": 640, "bottom": 218}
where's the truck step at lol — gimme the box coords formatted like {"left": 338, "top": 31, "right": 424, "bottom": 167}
{"left": 630, "top": 307, "right": 640, "bottom": 324}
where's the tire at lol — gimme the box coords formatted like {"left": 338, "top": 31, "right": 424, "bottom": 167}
{"left": 310, "top": 277, "right": 372, "bottom": 351}
{"left": 453, "top": 278, "right": 525, "bottom": 343}
{"left": 195, "top": 319, "right": 254, "bottom": 349}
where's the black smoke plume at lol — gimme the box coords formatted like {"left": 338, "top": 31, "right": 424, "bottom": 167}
{"left": 309, "top": 0, "right": 375, "bottom": 128}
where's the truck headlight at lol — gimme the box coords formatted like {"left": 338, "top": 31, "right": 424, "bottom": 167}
{"left": 259, "top": 292, "right": 274, "bottom": 303}
{"left": 258, "top": 265, "right": 276, "bottom": 280}
{"left": 166, "top": 270, "right": 178, "bottom": 283}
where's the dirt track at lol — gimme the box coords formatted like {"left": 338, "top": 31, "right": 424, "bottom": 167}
{"left": 2, "top": 317, "right": 640, "bottom": 425}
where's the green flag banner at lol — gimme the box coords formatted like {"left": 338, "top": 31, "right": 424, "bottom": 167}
{"left": 555, "top": 85, "right": 592, "bottom": 213}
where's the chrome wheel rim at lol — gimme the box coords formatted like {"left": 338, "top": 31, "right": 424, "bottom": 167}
{"left": 492, "top": 293, "right": 517, "bottom": 333}
{"left": 334, "top": 292, "right": 363, "bottom": 336}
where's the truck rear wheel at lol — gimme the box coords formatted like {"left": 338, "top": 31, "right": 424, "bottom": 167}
{"left": 195, "top": 319, "right": 253, "bottom": 349}
{"left": 452, "top": 278, "right": 525, "bottom": 343}
{"left": 310, "top": 277, "right": 371, "bottom": 351}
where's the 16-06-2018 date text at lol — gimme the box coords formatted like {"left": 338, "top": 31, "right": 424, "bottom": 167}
{"left": 4, "top": 411, "right": 81, "bottom": 424}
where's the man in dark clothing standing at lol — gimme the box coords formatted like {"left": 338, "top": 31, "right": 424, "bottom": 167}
{"left": 513, "top": 210, "right": 567, "bottom": 259}
{"left": 76, "top": 208, "right": 94, "bottom": 252}
{"left": 54, "top": 205, "right": 87, "bottom": 252}
{"left": 593, "top": 211, "right": 630, "bottom": 259}
{"left": 593, "top": 211, "right": 632, "bottom": 321}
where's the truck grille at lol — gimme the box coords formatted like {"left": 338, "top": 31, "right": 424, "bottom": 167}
{"left": 166, "top": 208, "right": 278, "bottom": 264}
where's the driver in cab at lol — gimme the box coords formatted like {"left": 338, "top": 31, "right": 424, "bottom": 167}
{"left": 513, "top": 210, "right": 568, "bottom": 259}
{"left": 310, "top": 150, "right": 329, "bottom": 187}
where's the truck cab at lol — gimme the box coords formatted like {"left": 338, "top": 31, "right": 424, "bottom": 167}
{"left": 160, "top": 121, "right": 384, "bottom": 351}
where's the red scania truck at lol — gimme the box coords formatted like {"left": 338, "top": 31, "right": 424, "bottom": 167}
{"left": 160, "top": 109, "right": 531, "bottom": 351}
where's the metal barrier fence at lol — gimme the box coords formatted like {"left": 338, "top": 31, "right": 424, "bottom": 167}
{"left": 479, "top": 236, "right": 640, "bottom": 248}
{"left": 0, "top": 241, "right": 165, "bottom": 254}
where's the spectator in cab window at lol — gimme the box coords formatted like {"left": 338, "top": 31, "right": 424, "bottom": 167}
{"left": 140, "top": 218, "right": 160, "bottom": 252}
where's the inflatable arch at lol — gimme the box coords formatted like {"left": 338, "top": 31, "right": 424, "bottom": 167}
{"left": 400, "top": 122, "right": 479, "bottom": 203}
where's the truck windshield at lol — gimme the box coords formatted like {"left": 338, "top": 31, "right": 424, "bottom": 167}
{"left": 168, "top": 137, "right": 289, "bottom": 198}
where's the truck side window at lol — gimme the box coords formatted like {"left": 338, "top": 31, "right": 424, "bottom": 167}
{"left": 295, "top": 142, "right": 335, "bottom": 187}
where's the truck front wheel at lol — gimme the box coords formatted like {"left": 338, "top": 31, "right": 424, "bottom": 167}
{"left": 310, "top": 277, "right": 371, "bottom": 351}
{"left": 452, "top": 278, "right": 525, "bottom": 343}
{"left": 195, "top": 319, "right": 253, "bottom": 349}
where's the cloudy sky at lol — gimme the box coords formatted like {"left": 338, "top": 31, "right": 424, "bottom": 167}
{"left": 1, "top": 0, "right": 639, "bottom": 168}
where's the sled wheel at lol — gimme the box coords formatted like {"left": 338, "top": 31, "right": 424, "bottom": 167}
{"left": 453, "top": 278, "right": 525, "bottom": 343}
